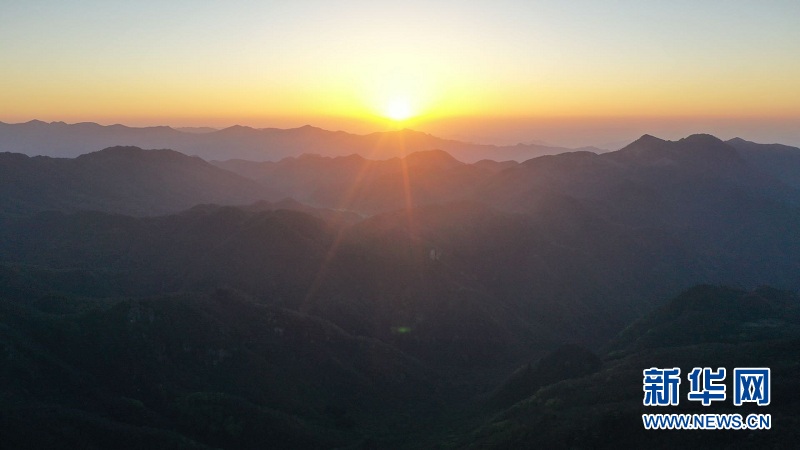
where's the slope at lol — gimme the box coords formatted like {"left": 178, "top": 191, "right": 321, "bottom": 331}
{"left": 0, "top": 146, "right": 276, "bottom": 216}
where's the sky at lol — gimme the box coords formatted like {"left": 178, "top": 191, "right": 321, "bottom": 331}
{"left": 1, "top": 1, "right": 799, "bottom": 147}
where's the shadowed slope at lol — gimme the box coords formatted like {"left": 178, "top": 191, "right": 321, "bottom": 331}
{"left": 0, "top": 146, "right": 276, "bottom": 216}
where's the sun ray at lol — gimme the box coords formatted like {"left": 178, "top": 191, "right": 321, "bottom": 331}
{"left": 300, "top": 128, "right": 421, "bottom": 310}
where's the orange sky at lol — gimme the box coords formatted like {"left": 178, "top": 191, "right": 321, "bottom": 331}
{"left": 1, "top": 1, "right": 799, "bottom": 147}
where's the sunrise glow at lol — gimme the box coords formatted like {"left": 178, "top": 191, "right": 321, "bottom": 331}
{"left": 383, "top": 98, "right": 415, "bottom": 122}
{"left": 1, "top": 1, "right": 799, "bottom": 145}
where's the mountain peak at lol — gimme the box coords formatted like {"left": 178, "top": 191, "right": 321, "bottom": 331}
{"left": 610, "top": 133, "right": 741, "bottom": 167}
{"left": 680, "top": 133, "right": 724, "bottom": 145}
{"left": 632, "top": 134, "right": 665, "bottom": 145}
{"left": 613, "top": 134, "right": 668, "bottom": 156}
{"left": 218, "top": 125, "right": 257, "bottom": 134}
{"left": 286, "top": 124, "right": 331, "bottom": 136}
{"left": 77, "top": 146, "right": 199, "bottom": 165}
{"left": 727, "top": 137, "right": 751, "bottom": 145}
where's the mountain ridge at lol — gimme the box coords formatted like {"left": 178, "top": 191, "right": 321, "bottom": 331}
{"left": 0, "top": 120, "right": 602, "bottom": 163}
{"left": 2, "top": 131, "right": 800, "bottom": 447}
{"left": 0, "top": 146, "right": 276, "bottom": 216}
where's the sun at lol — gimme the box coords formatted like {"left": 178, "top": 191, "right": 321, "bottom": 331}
{"left": 384, "top": 98, "right": 415, "bottom": 122}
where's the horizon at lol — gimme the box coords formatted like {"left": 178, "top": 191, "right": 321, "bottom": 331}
{"left": 3, "top": 117, "right": 799, "bottom": 151}
{"left": 2, "top": 2, "right": 800, "bottom": 147}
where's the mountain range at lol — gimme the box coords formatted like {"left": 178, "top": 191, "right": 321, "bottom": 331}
{"left": 1, "top": 129, "right": 800, "bottom": 447}
{"left": 0, "top": 120, "right": 602, "bottom": 163}
{"left": 0, "top": 146, "right": 273, "bottom": 216}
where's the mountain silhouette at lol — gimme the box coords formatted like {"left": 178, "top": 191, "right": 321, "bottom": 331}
{"left": 0, "top": 146, "right": 275, "bottom": 216}
{"left": 214, "top": 149, "right": 487, "bottom": 214}
{"left": 0, "top": 120, "right": 601, "bottom": 162}
{"left": 2, "top": 131, "right": 800, "bottom": 447}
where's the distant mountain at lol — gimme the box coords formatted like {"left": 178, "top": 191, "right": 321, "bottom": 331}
{"left": 2, "top": 134, "right": 798, "bottom": 296}
{"left": 225, "top": 132, "right": 788, "bottom": 218}
{"left": 214, "top": 149, "right": 491, "bottom": 214}
{"left": 472, "top": 134, "right": 800, "bottom": 295}
{"left": 0, "top": 120, "right": 600, "bottom": 162}
{"left": 476, "top": 133, "right": 797, "bottom": 227}
{"left": 0, "top": 146, "right": 275, "bottom": 216}
{"left": 3, "top": 133, "right": 797, "bottom": 304}
{"left": 0, "top": 120, "right": 185, "bottom": 158}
